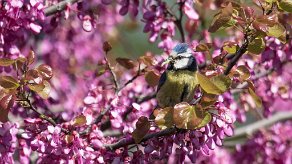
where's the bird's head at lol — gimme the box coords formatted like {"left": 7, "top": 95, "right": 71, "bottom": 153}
{"left": 163, "top": 43, "right": 197, "bottom": 71}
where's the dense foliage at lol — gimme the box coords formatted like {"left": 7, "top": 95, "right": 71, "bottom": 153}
{"left": 0, "top": 0, "right": 292, "bottom": 163}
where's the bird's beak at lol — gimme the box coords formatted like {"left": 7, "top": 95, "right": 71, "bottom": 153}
{"left": 162, "top": 52, "right": 176, "bottom": 66}
{"left": 161, "top": 56, "right": 173, "bottom": 66}
{"left": 161, "top": 57, "right": 172, "bottom": 67}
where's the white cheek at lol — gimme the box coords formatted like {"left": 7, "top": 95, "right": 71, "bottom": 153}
{"left": 174, "top": 58, "right": 191, "bottom": 69}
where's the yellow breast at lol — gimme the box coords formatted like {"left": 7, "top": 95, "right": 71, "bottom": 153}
{"left": 156, "top": 70, "right": 198, "bottom": 108}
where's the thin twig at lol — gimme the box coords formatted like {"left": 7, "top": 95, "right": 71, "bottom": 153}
{"left": 79, "top": 106, "right": 111, "bottom": 136}
{"left": 44, "top": 0, "right": 80, "bottom": 16}
{"left": 224, "top": 42, "right": 248, "bottom": 75}
{"left": 231, "top": 67, "right": 274, "bottom": 94}
{"left": 224, "top": 34, "right": 255, "bottom": 75}
{"left": 104, "top": 127, "right": 177, "bottom": 150}
{"left": 118, "top": 63, "right": 142, "bottom": 93}
{"left": 174, "top": 0, "right": 186, "bottom": 42}
{"left": 23, "top": 99, "right": 70, "bottom": 134}
{"left": 265, "top": 2, "right": 275, "bottom": 15}
{"left": 137, "top": 92, "right": 156, "bottom": 104}
{"left": 165, "top": 1, "right": 185, "bottom": 42}
{"left": 231, "top": 60, "right": 290, "bottom": 94}
{"left": 257, "top": 0, "right": 265, "bottom": 15}
{"left": 104, "top": 53, "right": 119, "bottom": 93}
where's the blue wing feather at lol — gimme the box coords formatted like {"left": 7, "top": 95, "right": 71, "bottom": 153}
{"left": 157, "top": 71, "right": 167, "bottom": 92}
{"left": 180, "top": 85, "right": 189, "bottom": 102}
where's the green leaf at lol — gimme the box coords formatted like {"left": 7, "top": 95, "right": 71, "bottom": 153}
{"left": 278, "top": 0, "right": 292, "bottom": 13}
{"left": 0, "top": 106, "right": 9, "bottom": 123}
{"left": 25, "top": 69, "right": 42, "bottom": 83}
{"left": 13, "top": 57, "right": 26, "bottom": 71}
{"left": 236, "top": 65, "right": 251, "bottom": 81}
{"left": 145, "top": 70, "right": 160, "bottom": 87}
{"left": 0, "top": 94, "right": 14, "bottom": 110}
{"left": 0, "top": 58, "right": 15, "bottom": 66}
{"left": 224, "top": 17, "right": 237, "bottom": 27}
{"left": 210, "top": 75, "right": 232, "bottom": 92}
{"left": 265, "top": 0, "right": 276, "bottom": 3}
{"left": 255, "top": 15, "right": 277, "bottom": 27}
{"left": 208, "top": 15, "right": 232, "bottom": 32}
{"left": 197, "top": 73, "right": 231, "bottom": 95}
{"left": 37, "top": 64, "right": 53, "bottom": 80}
{"left": 223, "top": 44, "right": 238, "bottom": 54}
{"left": 267, "top": 24, "right": 286, "bottom": 38}
{"left": 248, "top": 88, "right": 263, "bottom": 108}
{"left": 28, "top": 83, "right": 45, "bottom": 92}
{"left": 154, "top": 107, "right": 174, "bottom": 130}
{"left": 200, "top": 92, "right": 218, "bottom": 108}
{"left": 65, "top": 135, "right": 74, "bottom": 144}
{"left": 252, "top": 21, "right": 269, "bottom": 33}
{"left": 72, "top": 115, "right": 87, "bottom": 126}
{"left": 37, "top": 80, "right": 51, "bottom": 99}
{"left": 173, "top": 102, "right": 211, "bottom": 129}
{"left": 0, "top": 94, "right": 14, "bottom": 123}
{"left": 197, "top": 73, "right": 221, "bottom": 94}
{"left": 195, "top": 43, "right": 210, "bottom": 52}
{"left": 138, "top": 53, "right": 155, "bottom": 66}
{"left": 0, "top": 76, "right": 19, "bottom": 90}
{"left": 95, "top": 66, "right": 106, "bottom": 77}
{"left": 248, "top": 37, "right": 265, "bottom": 54}
{"left": 27, "top": 50, "right": 36, "bottom": 65}
{"left": 196, "top": 111, "right": 212, "bottom": 128}
{"left": 208, "top": 3, "right": 237, "bottom": 33}
{"left": 132, "top": 116, "right": 150, "bottom": 143}
{"left": 116, "top": 58, "right": 136, "bottom": 69}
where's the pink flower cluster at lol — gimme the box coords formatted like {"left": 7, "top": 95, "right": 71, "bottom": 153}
{"left": 0, "top": 122, "right": 18, "bottom": 163}
{"left": 233, "top": 121, "right": 292, "bottom": 163}
{"left": 0, "top": 0, "right": 44, "bottom": 56}
{"left": 243, "top": 38, "right": 292, "bottom": 116}
{"left": 0, "top": 0, "right": 292, "bottom": 163}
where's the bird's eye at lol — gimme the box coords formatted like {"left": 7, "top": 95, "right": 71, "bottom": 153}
{"left": 176, "top": 56, "right": 182, "bottom": 59}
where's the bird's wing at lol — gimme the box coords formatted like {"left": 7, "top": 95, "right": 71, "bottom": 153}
{"left": 156, "top": 71, "right": 167, "bottom": 92}
{"left": 180, "top": 85, "right": 189, "bottom": 102}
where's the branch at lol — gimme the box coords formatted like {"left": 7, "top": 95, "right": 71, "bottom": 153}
{"left": 174, "top": 1, "right": 186, "bottom": 42}
{"left": 80, "top": 105, "right": 111, "bottom": 136}
{"left": 104, "top": 127, "right": 177, "bottom": 150}
{"left": 22, "top": 99, "right": 70, "bottom": 134}
{"left": 44, "top": 0, "right": 80, "bottom": 16}
{"left": 137, "top": 92, "right": 156, "bottom": 104}
{"left": 231, "top": 60, "right": 290, "bottom": 94}
{"left": 225, "top": 111, "right": 292, "bottom": 142}
{"left": 104, "top": 53, "right": 119, "bottom": 93}
{"left": 231, "top": 67, "right": 274, "bottom": 94}
{"left": 252, "top": 67, "right": 274, "bottom": 80}
{"left": 223, "top": 6, "right": 272, "bottom": 76}
{"left": 117, "top": 64, "right": 142, "bottom": 93}
{"left": 224, "top": 39, "right": 250, "bottom": 75}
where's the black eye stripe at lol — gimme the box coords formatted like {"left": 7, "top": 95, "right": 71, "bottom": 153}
{"left": 176, "top": 55, "right": 187, "bottom": 59}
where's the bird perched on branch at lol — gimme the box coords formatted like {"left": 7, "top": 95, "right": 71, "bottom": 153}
{"left": 156, "top": 43, "right": 198, "bottom": 108}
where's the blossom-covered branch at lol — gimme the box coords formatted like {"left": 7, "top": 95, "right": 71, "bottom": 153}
{"left": 104, "top": 127, "right": 177, "bottom": 150}
{"left": 1, "top": 0, "right": 292, "bottom": 162}
{"left": 21, "top": 98, "right": 70, "bottom": 134}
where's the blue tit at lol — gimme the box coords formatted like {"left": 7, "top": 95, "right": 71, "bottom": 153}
{"left": 156, "top": 43, "right": 198, "bottom": 108}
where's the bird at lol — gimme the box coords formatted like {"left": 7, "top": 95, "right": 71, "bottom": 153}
{"left": 156, "top": 43, "right": 198, "bottom": 108}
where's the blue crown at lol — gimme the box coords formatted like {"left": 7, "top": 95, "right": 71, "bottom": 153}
{"left": 173, "top": 43, "right": 189, "bottom": 54}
